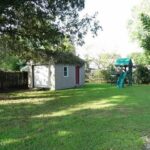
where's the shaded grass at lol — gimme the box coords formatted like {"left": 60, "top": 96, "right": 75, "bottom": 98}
{"left": 0, "top": 84, "right": 150, "bottom": 149}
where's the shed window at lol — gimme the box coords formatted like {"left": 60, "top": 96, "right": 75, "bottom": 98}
{"left": 64, "top": 66, "right": 69, "bottom": 77}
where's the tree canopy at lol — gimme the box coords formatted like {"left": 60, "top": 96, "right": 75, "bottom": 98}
{"left": 129, "top": 52, "right": 150, "bottom": 65}
{"left": 0, "top": 0, "right": 101, "bottom": 60}
{"left": 93, "top": 53, "right": 120, "bottom": 69}
{"left": 128, "top": 0, "right": 150, "bottom": 54}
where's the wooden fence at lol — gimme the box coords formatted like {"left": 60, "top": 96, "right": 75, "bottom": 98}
{"left": 0, "top": 71, "right": 28, "bottom": 90}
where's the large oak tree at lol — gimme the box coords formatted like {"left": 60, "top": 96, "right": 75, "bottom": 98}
{"left": 0, "top": 0, "right": 101, "bottom": 60}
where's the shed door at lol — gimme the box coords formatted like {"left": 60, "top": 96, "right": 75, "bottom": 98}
{"left": 76, "top": 66, "right": 80, "bottom": 84}
{"left": 34, "top": 65, "right": 49, "bottom": 88}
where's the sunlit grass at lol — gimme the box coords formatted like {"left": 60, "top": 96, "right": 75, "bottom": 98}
{"left": 0, "top": 84, "right": 150, "bottom": 150}
{"left": 0, "top": 97, "right": 54, "bottom": 105}
{"left": 32, "top": 99, "right": 117, "bottom": 118}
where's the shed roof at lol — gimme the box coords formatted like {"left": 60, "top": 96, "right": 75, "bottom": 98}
{"left": 115, "top": 58, "right": 132, "bottom": 66}
{"left": 52, "top": 52, "right": 85, "bottom": 66}
{"left": 34, "top": 50, "right": 85, "bottom": 66}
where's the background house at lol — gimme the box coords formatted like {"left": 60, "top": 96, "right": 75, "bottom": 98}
{"left": 28, "top": 51, "right": 85, "bottom": 90}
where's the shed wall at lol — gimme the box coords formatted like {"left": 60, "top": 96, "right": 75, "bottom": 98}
{"left": 54, "top": 64, "right": 76, "bottom": 90}
{"left": 49, "top": 65, "right": 55, "bottom": 90}
{"left": 79, "top": 65, "right": 85, "bottom": 86}
{"left": 28, "top": 64, "right": 55, "bottom": 89}
{"left": 34, "top": 65, "right": 50, "bottom": 88}
{"left": 54, "top": 64, "right": 85, "bottom": 90}
{"left": 28, "top": 65, "right": 33, "bottom": 88}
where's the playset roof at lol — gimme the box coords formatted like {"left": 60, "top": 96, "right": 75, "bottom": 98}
{"left": 115, "top": 58, "right": 132, "bottom": 66}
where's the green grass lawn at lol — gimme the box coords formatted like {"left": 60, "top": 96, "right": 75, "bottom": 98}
{"left": 0, "top": 84, "right": 150, "bottom": 150}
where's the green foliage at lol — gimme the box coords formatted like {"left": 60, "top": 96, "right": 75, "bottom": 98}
{"left": 129, "top": 52, "right": 150, "bottom": 65}
{"left": 84, "top": 54, "right": 92, "bottom": 71}
{"left": 0, "top": 50, "right": 26, "bottom": 71}
{"left": 100, "top": 70, "right": 111, "bottom": 81}
{"left": 84, "top": 55, "right": 92, "bottom": 82}
{"left": 0, "top": 55, "right": 19, "bottom": 71}
{"left": 93, "top": 53, "right": 120, "bottom": 69}
{"left": 101, "top": 65, "right": 116, "bottom": 82}
{"left": 85, "top": 53, "right": 119, "bottom": 83}
{"left": 31, "top": 50, "right": 85, "bottom": 66}
{"left": 126, "top": 52, "right": 150, "bottom": 84}
{"left": 134, "top": 65, "right": 150, "bottom": 84}
{"left": 0, "top": 0, "right": 101, "bottom": 60}
{"left": 139, "top": 13, "right": 150, "bottom": 52}
{"left": 128, "top": 0, "right": 150, "bottom": 53}
{"left": 89, "top": 65, "right": 116, "bottom": 83}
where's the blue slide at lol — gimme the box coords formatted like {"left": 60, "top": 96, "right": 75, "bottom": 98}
{"left": 117, "top": 72, "right": 127, "bottom": 88}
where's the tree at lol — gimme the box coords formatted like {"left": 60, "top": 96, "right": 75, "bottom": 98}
{"left": 0, "top": 53, "right": 25, "bottom": 71}
{"left": 129, "top": 52, "right": 150, "bottom": 65}
{"left": 87, "top": 53, "right": 120, "bottom": 83}
{"left": 0, "top": 0, "right": 101, "bottom": 60}
{"left": 93, "top": 53, "right": 120, "bottom": 69}
{"left": 128, "top": 0, "right": 150, "bottom": 54}
{"left": 139, "top": 13, "right": 150, "bottom": 53}
{"left": 134, "top": 65, "right": 150, "bottom": 84}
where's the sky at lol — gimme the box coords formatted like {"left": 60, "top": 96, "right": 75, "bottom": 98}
{"left": 76, "top": 0, "right": 143, "bottom": 58}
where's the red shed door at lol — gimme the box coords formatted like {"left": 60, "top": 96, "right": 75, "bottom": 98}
{"left": 76, "top": 66, "right": 80, "bottom": 84}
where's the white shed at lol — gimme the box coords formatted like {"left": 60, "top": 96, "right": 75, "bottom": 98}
{"left": 28, "top": 52, "right": 85, "bottom": 90}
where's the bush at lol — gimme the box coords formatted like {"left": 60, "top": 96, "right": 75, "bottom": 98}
{"left": 134, "top": 65, "right": 150, "bottom": 84}
{"left": 87, "top": 65, "right": 116, "bottom": 83}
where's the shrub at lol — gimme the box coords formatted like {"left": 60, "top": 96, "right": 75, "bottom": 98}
{"left": 134, "top": 65, "right": 150, "bottom": 84}
{"left": 87, "top": 65, "right": 117, "bottom": 83}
